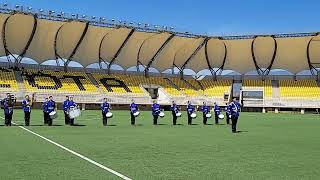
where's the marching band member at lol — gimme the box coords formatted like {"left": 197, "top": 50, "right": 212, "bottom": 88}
{"left": 187, "top": 101, "right": 195, "bottom": 125}
{"left": 1, "top": 93, "right": 15, "bottom": 126}
{"left": 47, "top": 96, "right": 56, "bottom": 126}
{"left": 68, "top": 96, "right": 77, "bottom": 126}
{"left": 201, "top": 102, "right": 209, "bottom": 125}
{"left": 42, "top": 98, "right": 49, "bottom": 125}
{"left": 130, "top": 99, "right": 139, "bottom": 125}
{"left": 225, "top": 103, "right": 231, "bottom": 125}
{"left": 63, "top": 96, "right": 70, "bottom": 125}
{"left": 230, "top": 98, "right": 241, "bottom": 133}
{"left": 22, "top": 95, "right": 31, "bottom": 126}
{"left": 171, "top": 101, "right": 179, "bottom": 125}
{"left": 101, "top": 98, "right": 111, "bottom": 126}
{"left": 213, "top": 102, "right": 220, "bottom": 125}
{"left": 151, "top": 100, "right": 161, "bottom": 125}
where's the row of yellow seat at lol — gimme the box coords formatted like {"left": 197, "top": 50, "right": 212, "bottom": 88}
{"left": 279, "top": 80, "right": 320, "bottom": 98}
{"left": 199, "top": 80, "right": 232, "bottom": 97}
{"left": 23, "top": 70, "right": 98, "bottom": 93}
{"left": 242, "top": 80, "right": 273, "bottom": 97}
{"left": 0, "top": 70, "right": 18, "bottom": 92}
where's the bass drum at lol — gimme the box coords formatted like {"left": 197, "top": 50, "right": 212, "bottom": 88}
{"left": 69, "top": 108, "right": 81, "bottom": 119}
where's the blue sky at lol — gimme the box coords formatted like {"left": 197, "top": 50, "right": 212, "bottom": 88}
{"left": 3, "top": 0, "right": 320, "bottom": 36}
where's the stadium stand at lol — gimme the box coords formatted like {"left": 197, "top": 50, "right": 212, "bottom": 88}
{"left": 279, "top": 80, "right": 320, "bottom": 98}
{"left": 242, "top": 80, "right": 273, "bottom": 98}
{"left": 198, "top": 79, "right": 232, "bottom": 98}
{"left": 0, "top": 68, "right": 18, "bottom": 92}
{"left": 22, "top": 69, "right": 98, "bottom": 94}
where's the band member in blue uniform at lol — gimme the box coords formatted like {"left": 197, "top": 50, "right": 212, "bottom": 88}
{"left": 201, "top": 102, "right": 210, "bottom": 125}
{"left": 187, "top": 101, "right": 195, "bottom": 125}
{"left": 213, "top": 102, "right": 220, "bottom": 125}
{"left": 63, "top": 96, "right": 70, "bottom": 125}
{"left": 2, "top": 93, "right": 15, "bottom": 126}
{"left": 42, "top": 98, "right": 49, "bottom": 124}
{"left": 68, "top": 96, "right": 77, "bottom": 126}
{"left": 225, "top": 103, "right": 231, "bottom": 125}
{"left": 230, "top": 98, "right": 241, "bottom": 133}
{"left": 22, "top": 95, "right": 31, "bottom": 126}
{"left": 130, "top": 99, "right": 139, "bottom": 125}
{"left": 151, "top": 100, "right": 161, "bottom": 125}
{"left": 47, "top": 96, "right": 56, "bottom": 126}
{"left": 101, "top": 98, "right": 111, "bottom": 126}
{"left": 171, "top": 101, "right": 179, "bottom": 125}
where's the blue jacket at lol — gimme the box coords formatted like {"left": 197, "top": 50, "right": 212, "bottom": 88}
{"left": 201, "top": 105, "right": 209, "bottom": 114}
{"left": 42, "top": 101, "right": 48, "bottom": 113}
{"left": 214, "top": 105, "right": 220, "bottom": 115}
{"left": 130, "top": 103, "right": 138, "bottom": 113}
{"left": 63, "top": 100, "right": 69, "bottom": 111}
{"left": 152, "top": 103, "right": 161, "bottom": 116}
{"left": 230, "top": 102, "right": 241, "bottom": 117}
{"left": 225, "top": 104, "right": 232, "bottom": 115}
{"left": 69, "top": 101, "right": 76, "bottom": 109}
{"left": 187, "top": 104, "right": 194, "bottom": 114}
{"left": 22, "top": 99, "right": 31, "bottom": 112}
{"left": 171, "top": 104, "right": 179, "bottom": 113}
{"left": 2, "top": 98, "right": 13, "bottom": 114}
{"left": 101, "top": 102, "right": 110, "bottom": 113}
{"left": 47, "top": 100, "right": 56, "bottom": 113}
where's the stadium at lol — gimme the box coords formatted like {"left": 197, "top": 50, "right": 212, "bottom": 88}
{"left": 0, "top": 1, "right": 320, "bottom": 180}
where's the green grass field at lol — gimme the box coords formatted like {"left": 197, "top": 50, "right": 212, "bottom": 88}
{"left": 0, "top": 110, "right": 319, "bottom": 180}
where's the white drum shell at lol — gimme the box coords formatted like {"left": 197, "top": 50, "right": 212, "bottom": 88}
{"left": 159, "top": 112, "right": 165, "bottom": 118}
{"left": 218, "top": 114, "right": 225, "bottom": 119}
{"left": 133, "top": 111, "right": 140, "bottom": 117}
{"left": 206, "top": 113, "right": 212, "bottom": 118}
{"left": 106, "top": 112, "right": 113, "bottom": 118}
{"left": 176, "top": 112, "right": 182, "bottom": 117}
{"left": 49, "top": 111, "right": 58, "bottom": 119}
{"left": 190, "top": 113, "right": 197, "bottom": 118}
{"left": 69, "top": 108, "right": 81, "bottom": 119}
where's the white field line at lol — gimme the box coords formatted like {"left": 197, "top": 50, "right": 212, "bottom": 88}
{"left": 0, "top": 116, "right": 132, "bottom": 180}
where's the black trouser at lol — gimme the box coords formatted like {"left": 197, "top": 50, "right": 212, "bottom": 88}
{"left": 215, "top": 113, "right": 219, "bottom": 124}
{"left": 226, "top": 114, "right": 230, "bottom": 124}
{"left": 203, "top": 113, "right": 207, "bottom": 125}
{"left": 48, "top": 114, "right": 53, "bottom": 126}
{"left": 4, "top": 112, "right": 13, "bottom": 126}
{"left": 64, "top": 111, "right": 70, "bottom": 125}
{"left": 130, "top": 112, "right": 135, "bottom": 125}
{"left": 102, "top": 112, "right": 108, "bottom": 126}
{"left": 187, "top": 113, "right": 192, "bottom": 125}
{"left": 231, "top": 115, "right": 238, "bottom": 133}
{"left": 153, "top": 115, "right": 158, "bottom": 125}
{"left": 24, "top": 111, "right": 31, "bottom": 126}
{"left": 43, "top": 112, "right": 49, "bottom": 124}
{"left": 69, "top": 118, "right": 74, "bottom": 126}
{"left": 172, "top": 112, "right": 177, "bottom": 125}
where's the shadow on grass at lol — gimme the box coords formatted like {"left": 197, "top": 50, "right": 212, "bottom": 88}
{"left": 70, "top": 124, "right": 86, "bottom": 127}
{"left": 104, "top": 124, "right": 117, "bottom": 127}
{"left": 237, "top": 130, "right": 248, "bottom": 133}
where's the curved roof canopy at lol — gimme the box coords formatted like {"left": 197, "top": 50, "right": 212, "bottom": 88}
{"left": 0, "top": 12, "right": 319, "bottom": 75}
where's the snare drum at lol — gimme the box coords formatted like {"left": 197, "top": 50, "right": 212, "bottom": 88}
{"left": 49, "top": 111, "right": 58, "bottom": 119}
{"left": 206, "top": 113, "right": 212, "bottom": 118}
{"left": 176, "top": 112, "right": 182, "bottom": 117}
{"left": 133, "top": 111, "right": 140, "bottom": 117}
{"left": 190, "top": 113, "right": 197, "bottom": 119}
{"left": 159, "top": 112, "right": 165, "bottom": 118}
{"left": 218, "top": 113, "right": 225, "bottom": 119}
{"left": 69, "top": 107, "right": 81, "bottom": 119}
{"left": 106, "top": 112, "right": 113, "bottom": 118}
